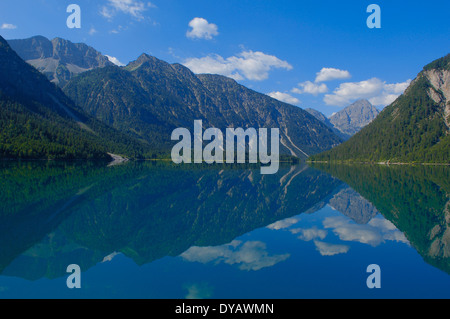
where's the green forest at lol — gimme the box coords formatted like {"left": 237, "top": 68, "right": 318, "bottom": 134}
{"left": 310, "top": 54, "right": 450, "bottom": 164}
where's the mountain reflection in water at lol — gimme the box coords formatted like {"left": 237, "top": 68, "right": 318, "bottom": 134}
{"left": 0, "top": 161, "right": 448, "bottom": 298}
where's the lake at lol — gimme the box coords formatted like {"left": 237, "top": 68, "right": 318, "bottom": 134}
{"left": 0, "top": 161, "right": 449, "bottom": 299}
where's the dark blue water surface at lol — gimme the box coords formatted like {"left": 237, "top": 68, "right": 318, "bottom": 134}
{"left": 0, "top": 161, "right": 449, "bottom": 298}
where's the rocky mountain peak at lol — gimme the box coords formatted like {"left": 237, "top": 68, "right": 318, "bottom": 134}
{"left": 311, "top": 53, "right": 450, "bottom": 163}
{"left": 7, "top": 35, "right": 113, "bottom": 87}
{"left": 329, "top": 99, "right": 380, "bottom": 137}
{"left": 125, "top": 53, "right": 172, "bottom": 72}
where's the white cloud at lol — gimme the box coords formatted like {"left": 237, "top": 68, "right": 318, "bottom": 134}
{"left": 322, "top": 216, "right": 409, "bottom": 247}
{"left": 100, "top": 6, "right": 114, "bottom": 19}
{"left": 369, "top": 94, "right": 400, "bottom": 106}
{"left": 106, "top": 55, "right": 125, "bottom": 66}
{"left": 324, "top": 78, "right": 383, "bottom": 106}
{"left": 267, "top": 217, "right": 300, "bottom": 230}
{"left": 314, "top": 240, "right": 350, "bottom": 256}
{"left": 367, "top": 218, "right": 410, "bottom": 243}
{"left": 292, "top": 81, "right": 328, "bottom": 96}
{"left": 315, "top": 68, "right": 351, "bottom": 83}
{"left": 324, "top": 78, "right": 411, "bottom": 107}
{"left": 180, "top": 240, "right": 290, "bottom": 271}
{"left": 291, "top": 226, "right": 328, "bottom": 241}
{"left": 1, "top": 23, "right": 17, "bottom": 30}
{"left": 267, "top": 92, "right": 300, "bottom": 105}
{"left": 183, "top": 50, "right": 293, "bottom": 81}
{"left": 186, "top": 18, "right": 218, "bottom": 40}
{"left": 368, "top": 80, "right": 412, "bottom": 106}
{"left": 100, "top": 0, "right": 154, "bottom": 20}
{"left": 384, "top": 81, "right": 411, "bottom": 94}
{"left": 88, "top": 27, "right": 97, "bottom": 35}
{"left": 184, "top": 54, "right": 244, "bottom": 80}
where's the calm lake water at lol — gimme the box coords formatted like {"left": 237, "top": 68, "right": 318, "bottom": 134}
{"left": 0, "top": 161, "right": 449, "bottom": 299}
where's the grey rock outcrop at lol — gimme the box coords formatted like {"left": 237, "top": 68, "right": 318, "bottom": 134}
{"left": 8, "top": 36, "right": 113, "bottom": 87}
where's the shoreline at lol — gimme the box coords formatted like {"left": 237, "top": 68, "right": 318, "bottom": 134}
{"left": 1, "top": 158, "right": 449, "bottom": 166}
{"left": 307, "top": 160, "right": 450, "bottom": 166}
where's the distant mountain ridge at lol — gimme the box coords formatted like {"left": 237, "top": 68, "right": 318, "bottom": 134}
{"left": 8, "top": 36, "right": 113, "bottom": 87}
{"left": 3, "top": 35, "right": 343, "bottom": 160}
{"left": 0, "top": 35, "right": 151, "bottom": 160}
{"left": 329, "top": 99, "right": 380, "bottom": 137}
{"left": 311, "top": 54, "right": 450, "bottom": 163}
{"left": 63, "top": 52, "right": 343, "bottom": 158}
{"left": 304, "top": 108, "right": 332, "bottom": 127}
{"left": 305, "top": 99, "right": 380, "bottom": 140}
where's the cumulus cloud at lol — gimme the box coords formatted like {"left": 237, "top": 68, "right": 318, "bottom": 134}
{"left": 100, "top": 0, "right": 154, "bottom": 20}
{"left": 322, "top": 216, "right": 409, "bottom": 247}
{"left": 267, "top": 217, "right": 300, "bottom": 230}
{"left": 324, "top": 78, "right": 383, "bottom": 106}
{"left": 186, "top": 18, "right": 218, "bottom": 40}
{"left": 180, "top": 240, "right": 290, "bottom": 271}
{"left": 183, "top": 50, "right": 292, "bottom": 81}
{"left": 291, "top": 226, "right": 328, "bottom": 241}
{"left": 368, "top": 80, "right": 411, "bottom": 106}
{"left": 267, "top": 92, "right": 300, "bottom": 105}
{"left": 314, "top": 240, "right": 350, "bottom": 256}
{"left": 106, "top": 55, "right": 125, "bottom": 66}
{"left": 324, "top": 78, "right": 411, "bottom": 107}
{"left": 292, "top": 81, "right": 328, "bottom": 96}
{"left": 315, "top": 67, "right": 351, "bottom": 83}
{"left": 367, "top": 218, "right": 410, "bottom": 243}
{"left": 1, "top": 23, "right": 17, "bottom": 30}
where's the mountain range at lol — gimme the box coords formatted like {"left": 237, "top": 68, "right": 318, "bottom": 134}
{"left": 63, "top": 53, "right": 342, "bottom": 158}
{"left": 305, "top": 99, "right": 380, "bottom": 140}
{"left": 2, "top": 35, "right": 342, "bottom": 160}
{"left": 7, "top": 36, "right": 114, "bottom": 87}
{"left": 3, "top": 34, "right": 448, "bottom": 164}
{"left": 0, "top": 35, "right": 152, "bottom": 160}
{"left": 312, "top": 54, "right": 450, "bottom": 163}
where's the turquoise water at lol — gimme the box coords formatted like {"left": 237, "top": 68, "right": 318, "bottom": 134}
{"left": 0, "top": 161, "right": 449, "bottom": 298}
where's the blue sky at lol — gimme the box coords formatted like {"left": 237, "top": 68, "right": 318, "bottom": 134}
{"left": 0, "top": 0, "right": 449, "bottom": 116}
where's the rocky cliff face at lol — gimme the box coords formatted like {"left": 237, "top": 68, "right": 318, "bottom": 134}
{"left": 424, "top": 68, "right": 450, "bottom": 128}
{"left": 8, "top": 36, "right": 113, "bottom": 87}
